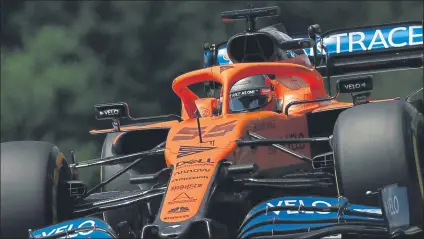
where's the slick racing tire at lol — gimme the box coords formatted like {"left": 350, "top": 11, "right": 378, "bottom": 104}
{"left": 333, "top": 100, "right": 424, "bottom": 231}
{"left": 0, "top": 141, "right": 71, "bottom": 238}
{"left": 100, "top": 126, "right": 167, "bottom": 235}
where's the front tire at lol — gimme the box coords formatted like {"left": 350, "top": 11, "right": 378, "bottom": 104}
{"left": 0, "top": 141, "right": 71, "bottom": 237}
{"left": 332, "top": 100, "right": 423, "bottom": 231}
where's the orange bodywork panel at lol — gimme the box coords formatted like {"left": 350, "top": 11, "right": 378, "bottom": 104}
{"left": 91, "top": 62, "right": 366, "bottom": 223}
{"left": 159, "top": 63, "right": 357, "bottom": 222}
{"left": 160, "top": 111, "right": 312, "bottom": 222}
{"left": 89, "top": 120, "right": 180, "bottom": 135}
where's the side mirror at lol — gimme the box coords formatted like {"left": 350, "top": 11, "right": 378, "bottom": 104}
{"left": 195, "top": 98, "right": 218, "bottom": 117}
{"left": 336, "top": 75, "right": 373, "bottom": 106}
{"left": 91, "top": 102, "right": 182, "bottom": 134}
{"left": 94, "top": 102, "right": 130, "bottom": 132}
{"left": 337, "top": 75, "right": 374, "bottom": 94}
{"left": 94, "top": 102, "right": 129, "bottom": 120}
{"left": 284, "top": 75, "right": 374, "bottom": 115}
{"left": 284, "top": 75, "right": 373, "bottom": 115}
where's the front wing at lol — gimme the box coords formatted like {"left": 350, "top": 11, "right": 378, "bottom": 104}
{"left": 30, "top": 184, "right": 418, "bottom": 239}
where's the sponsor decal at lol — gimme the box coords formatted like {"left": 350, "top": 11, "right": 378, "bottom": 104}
{"left": 175, "top": 158, "right": 214, "bottom": 168}
{"left": 220, "top": 65, "right": 234, "bottom": 73}
{"left": 260, "top": 88, "right": 271, "bottom": 95}
{"left": 385, "top": 195, "right": 400, "bottom": 216}
{"left": 381, "top": 184, "right": 409, "bottom": 231}
{"left": 343, "top": 82, "right": 368, "bottom": 91}
{"left": 240, "top": 197, "right": 382, "bottom": 239}
{"left": 175, "top": 168, "right": 210, "bottom": 175}
{"left": 223, "top": 52, "right": 230, "bottom": 61}
{"left": 168, "top": 192, "right": 197, "bottom": 205}
{"left": 168, "top": 206, "right": 190, "bottom": 214}
{"left": 297, "top": 24, "right": 423, "bottom": 56}
{"left": 203, "top": 120, "right": 236, "bottom": 138}
{"left": 199, "top": 107, "right": 211, "bottom": 117}
{"left": 172, "top": 120, "right": 236, "bottom": 141}
{"left": 171, "top": 183, "right": 203, "bottom": 191}
{"left": 173, "top": 127, "right": 207, "bottom": 141}
{"left": 251, "top": 197, "right": 381, "bottom": 218}
{"left": 171, "top": 175, "right": 209, "bottom": 182}
{"left": 252, "top": 120, "right": 276, "bottom": 131}
{"left": 353, "top": 92, "right": 371, "bottom": 106}
{"left": 99, "top": 109, "right": 120, "bottom": 116}
{"left": 177, "top": 146, "right": 215, "bottom": 158}
{"left": 285, "top": 132, "right": 305, "bottom": 151}
{"left": 217, "top": 46, "right": 233, "bottom": 65}
{"left": 338, "top": 76, "right": 373, "bottom": 94}
{"left": 163, "top": 215, "right": 189, "bottom": 220}
{"left": 230, "top": 89, "right": 258, "bottom": 98}
{"left": 266, "top": 199, "right": 332, "bottom": 215}
{"left": 95, "top": 103, "right": 129, "bottom": 120}
{"left": 32, "top": 219, "right": 114, "bottom": 238}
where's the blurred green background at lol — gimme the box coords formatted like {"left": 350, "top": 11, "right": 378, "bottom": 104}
{"left": 1, "top": 1, "right": 423, "bottom": 186}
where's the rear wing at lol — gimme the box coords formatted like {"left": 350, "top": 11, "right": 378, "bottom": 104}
{"left": 204, "top": 21, "right": 423, "bottom": 76}
{"left": 300, "top": 21, "right": 423, "bottom": 76}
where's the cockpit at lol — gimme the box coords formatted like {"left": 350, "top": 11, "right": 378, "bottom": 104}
{"left": 180, "top": 6, "right": 324, "bottom": 119}
{"left": 175, "top": 62, "right": 327, "bottom": 120}
{"left": 188, "top": 74, "right": 275, "bottom": 116}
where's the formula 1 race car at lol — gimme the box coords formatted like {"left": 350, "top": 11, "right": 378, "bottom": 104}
{"left": 1, "top": 6, "right": 423, "bottom": 239}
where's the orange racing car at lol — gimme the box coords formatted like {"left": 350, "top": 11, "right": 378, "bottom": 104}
{"left": 1, "top": 6, "right": 423, "bottom": 239}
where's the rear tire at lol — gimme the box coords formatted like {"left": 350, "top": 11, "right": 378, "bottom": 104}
{"left": 333, "top": 100, "right": 423, "bottom": 231}
{"left": 0, "top": 141, "right": 71, "bottom": 238}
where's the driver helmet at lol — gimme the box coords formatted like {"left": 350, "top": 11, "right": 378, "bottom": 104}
{"left": 228, "top": 75, "right": 276, "bottom": 113}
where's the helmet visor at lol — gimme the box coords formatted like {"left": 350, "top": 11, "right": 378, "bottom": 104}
{"left": 229, "top": 88, "right": 272, "bottom": 113}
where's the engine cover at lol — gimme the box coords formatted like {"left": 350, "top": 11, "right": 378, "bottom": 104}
{"left": 226, "top": 32, "right": 278, "bottom": 63}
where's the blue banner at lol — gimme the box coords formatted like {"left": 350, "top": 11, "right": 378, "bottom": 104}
{"left": 298, "top": 23, "right": 423, "bottom": 56}
{"left": 31, "top": 217, "right": 116, "bottom": 238}
{"left": 239, "top": 196, "right": 382, "bottom": 239}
